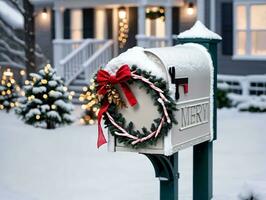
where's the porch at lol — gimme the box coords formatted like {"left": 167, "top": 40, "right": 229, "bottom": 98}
{"left": 40, "top": 0, "right": 202, "bottom": 103}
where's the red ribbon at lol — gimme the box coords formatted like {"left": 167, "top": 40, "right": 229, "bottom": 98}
{"left": 96, "top": 65, "right": 137, "bottom": 148}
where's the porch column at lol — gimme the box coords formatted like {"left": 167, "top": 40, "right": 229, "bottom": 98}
{"left": 53, "top": 7, "right": 64, "bottom": 77}
{"left": 165, "top": 5, "right": 172, "bottom": 46}
{"left": 137, "top": 4, "right": 146, "bottom": 46}
{"left": 197, "top": 0, "right": 205, "bottom": 24}
{"left": 55, "top": 7, "right": 64, "bottom": 39}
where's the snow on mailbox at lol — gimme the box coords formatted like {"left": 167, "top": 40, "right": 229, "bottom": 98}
{"left": 92, "top": 31, "right": 217, "bottom": 155}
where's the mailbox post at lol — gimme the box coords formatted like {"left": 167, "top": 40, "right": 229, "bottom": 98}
{"left": 177, "top": 37, "right": 221, "bottom": 200}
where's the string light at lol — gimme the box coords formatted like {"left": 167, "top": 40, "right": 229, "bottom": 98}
{"left": 0, "top": 105, "right": 3, "bottom": 109}
{"left": 25, "top": 80, "right": 30, "bottom": 85}
{"left": 70, "top": 91, "right": 75, "bottom": 96}
{"left": 43, "top": 94, "right": 48, "bottom": 99}
{"left": 51, "top": 104, "right": 56, "bottom": 109}
{"left": 63, "top": 87, "right": 68, "bottom": 92}
{"left": 118, "top": 7, "right": 128, "bottom": 49}
{"left": 36, "top": 115, "right": 40, "bottom": 120}
{"left": 20, "top": 70, "right": 26, "bottom": 76}
{"left": 83, "top": 87, "right": 88, "bottom": 92}
{"left": 10, "top": 102, "right": 15, "bottom": 107}
{"left": 41, "top": 79, "right": 48, "bottom": 84}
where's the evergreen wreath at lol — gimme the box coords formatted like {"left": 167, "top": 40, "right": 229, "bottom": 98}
{"left": 96, "top": 65, "right": 177, "bottom": 148}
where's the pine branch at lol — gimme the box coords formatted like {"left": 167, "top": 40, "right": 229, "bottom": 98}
{"left": 7, "top": 0, "right": 25, "bottom": 15}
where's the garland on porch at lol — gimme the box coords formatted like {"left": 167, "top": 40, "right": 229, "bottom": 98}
{"left": 94, "top": 64, "right": 177, "bottom": 148}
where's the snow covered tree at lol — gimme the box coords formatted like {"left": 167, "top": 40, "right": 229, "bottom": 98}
{"left": 79, "top": 80, "right": 100, "bottom": 125}
{"left": 16, "top": 64, "right": 74, "bottom": 129}
{"left": 0, "top": 0, "right": 47, "bottom": 74}
{"left": 0, "top": 68, "right": 19, "bottom": 112}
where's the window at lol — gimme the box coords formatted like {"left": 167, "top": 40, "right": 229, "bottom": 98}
{"left": 71, "top": 9, "right": 83, "bottom": 40}
{"left": 234, "top": 3, "right": 266, "bottom": 58}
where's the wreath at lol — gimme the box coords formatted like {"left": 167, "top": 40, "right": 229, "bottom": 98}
{"left": 94, "top": 64, "right": 177, "bottom": 148}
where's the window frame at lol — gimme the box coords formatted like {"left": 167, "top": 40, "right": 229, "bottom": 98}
{"left": 233, "top": 0, "right": 266, "bottom": 60}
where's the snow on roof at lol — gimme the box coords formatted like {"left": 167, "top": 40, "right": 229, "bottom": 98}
{"left": 0, "top": 1, "right": 24, "bottom": 29}
{"left": 177, "top": 21, "right": 222, "bottom": 40}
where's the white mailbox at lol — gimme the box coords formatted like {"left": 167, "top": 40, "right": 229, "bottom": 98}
{"left": 105, "top": 43, "right": 214, "bottom": 156}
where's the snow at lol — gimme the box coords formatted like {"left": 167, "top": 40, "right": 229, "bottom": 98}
{"left": 238, "top": 181, "right": 266, "bottom": 199}
{"left": 0, "top": 109, "right": 266, "bottom": 200}
{"left": 47, "top": 111, "right": 61, "bottom": 121}
{"left": 0, "top": 1, "right": 24, "bottom": 29}
{"left": 48, "top": 81, "right": 57, "bottom": 87}
{"left": 48, "top": 90, "right": 62, "bottom": 98}
{"left": 25, "top": 108, "right": 40, "bottom": 119}
{"left": 105, "top": 47, "right": 167, "bottom": 80}
{"left": 32, "top": 87, "right": 47, "bottom": 94}
{"left": 54, "top": 99, "right": 74, "bottom": 111}
{"left": 177, "top": 21, "right": 222, "bottom": 40}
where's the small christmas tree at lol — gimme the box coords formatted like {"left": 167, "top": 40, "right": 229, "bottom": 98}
{"left": 16, "top": 64, "right": 74, "bottom": 129}
{"left": 0, "top": 68, "right": 19, "bottom": 112}
{"left": 79, "top": 79, "right": 100, "bottom": 125}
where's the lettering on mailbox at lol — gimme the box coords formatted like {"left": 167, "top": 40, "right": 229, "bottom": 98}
{"left": 179, "top": 102, "right": 209, "bottom": 130}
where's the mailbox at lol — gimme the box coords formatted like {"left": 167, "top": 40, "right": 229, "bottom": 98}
{"left": 104, "top": 43, "right": 214, "bottom": 156}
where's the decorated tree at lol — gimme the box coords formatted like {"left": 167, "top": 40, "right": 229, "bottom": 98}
{"left": 16, "top": 64, "right": 74, "bottom": 129}
{"left": 0, "top": 68, "right": 19, "bottom": 112}
{"left": 79, "top": 80, "right": 100, "bottom": 125}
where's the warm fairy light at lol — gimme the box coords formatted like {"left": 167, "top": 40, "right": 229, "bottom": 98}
{"left": 70, "top": 91, "right": 75, "bottom": 96}
{"left": 90, "top": 79, "right": 94, "bottom": 83}
{"left": 20, "top": 70, "right": 26, "bottom": 76}
{"left": 79, "top": 96, "right": 84, "bottom": 101}
{"left": 80, "top": 118, "right": 85, "bottom": 124}
{"left": 1, "top": 91, "right": 6, "bottom": 95}
{"left": 51, "top": 104, "right": 57, "bottom": 109}
{"left": 10, "top": 79, "right": 15, "bottom": 84}
{"left": 25, "top": 80, "right": 30, "bottom": 85}
{"left": 21, "top": 91, "right": 25, "bottom": 96}
{"left": 118, "top": 7, "right": 127, "bottom": 19}
{"left": 10, "top": 102, "right": 15, "bottom": 107}
{"left": 36, "top": 115, "right": 40, "bottom": 120}
{"left": 63, "top": 87, "right": 68, "bottom": 92}
{"left": 43, "top": 94, "right": 48, "bottom": 99}
{"left": 1, "top": 80, "right": 5, "bottom": 85}
{"left": 68, "top": 95, "right": 72, "bottom": 100}
{"left": 16, "top": 86, "right": 20, "bottom": 91}
{"left": 3, "top": 68, "right": 13, "bottom": 77}
{"left": 6, "top": 90, "right": 11, "bottom": 95}
{"left": 15, "top": 102, "right": 19, "bottom": 106}
{"left": 89, "top": 85, "right": 95, "bottom": 90}
{"left": 81, "top": 104, "right": 86, "bottom": 110}
{"left": 7, "top": 83, "right": 11, "bottom": 87}
{"left": 89, "top": 119, "right": 94, "bottom": 125}
{"left": 41, "top": 79, "right": 48, "bottom": 84}
{"left": 92, "top": 107, "right": 97, "bottom": 112}
{"left": 82, "top": 87, "right": 88, "bottom": 92}
{"left": 0, "top": 105, "right": 3, "bottom": 109}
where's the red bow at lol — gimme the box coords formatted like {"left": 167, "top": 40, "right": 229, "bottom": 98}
{"left": 96, "top": 65, "right": 137, "bottom": 148}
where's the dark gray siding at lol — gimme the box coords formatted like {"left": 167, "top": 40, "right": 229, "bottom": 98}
{"left": 214, "top": 0, "right": 266, "bottom": 75}
{"left": 35, "top": 6, "right": 53, "bottom": 65}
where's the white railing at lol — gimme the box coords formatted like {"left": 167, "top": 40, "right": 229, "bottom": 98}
{"left": 218, "top": 74, "right": 266, "bottom": 96}
{"left": 65, "top": 40, "right": 114, "bottom": 85}
{"left": 60, "top": 39, "right": 107, "bottom": 84}
{"left": 136, "top": 35, "right": 170, "bottom": 48}
{"left": 53, "top": 39, "right": 84, "bottom": 59}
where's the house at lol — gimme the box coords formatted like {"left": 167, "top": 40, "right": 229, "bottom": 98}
{"left": 3, "top": 0, "right": 265, "bottom": 100}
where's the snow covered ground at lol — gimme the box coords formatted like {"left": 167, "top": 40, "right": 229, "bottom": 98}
{"left": 0, "top": 108, "right": 266, "bottom": 200}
